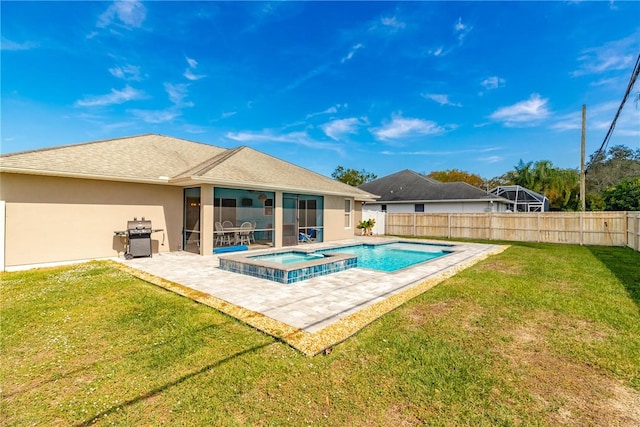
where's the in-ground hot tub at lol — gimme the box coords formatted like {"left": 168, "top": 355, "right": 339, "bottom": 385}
{"left": 218, "top": 241, "right": 454, "bottom": 284}
{"left": 218, "top": 250, "right": 357, "bottom": 284}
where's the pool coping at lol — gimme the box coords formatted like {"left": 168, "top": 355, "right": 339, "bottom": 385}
{"left": 219, "top": 250, "right": 358, "bottom": 284}
{"left": 111, "top": 237, "right": 509, "bottom": 356}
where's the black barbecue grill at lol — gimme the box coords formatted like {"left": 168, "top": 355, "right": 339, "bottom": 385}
{"left": 114, "top": 218, "right": 163, "bottom": 259}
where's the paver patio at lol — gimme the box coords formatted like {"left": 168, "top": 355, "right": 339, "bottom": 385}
{"left": 112, "top": 237, "right": 507, "bottom": 355}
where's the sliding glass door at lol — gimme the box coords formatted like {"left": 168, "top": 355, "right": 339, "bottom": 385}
{"left": 213, "top": 188, "right": 275, "bottom": 247}
{"left": 282, "top": 195, "right": 298, "bottom": 246}
{"left": 183, "top": 187, "right": 201, "bottom": 253}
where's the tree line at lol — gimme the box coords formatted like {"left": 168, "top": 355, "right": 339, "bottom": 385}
{"left": 332, "top": 144, "right": 640, "bottom": 211}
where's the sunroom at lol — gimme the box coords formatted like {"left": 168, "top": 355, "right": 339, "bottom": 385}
{"left": 182, "top": 187, "right": 325, "bottom": 254}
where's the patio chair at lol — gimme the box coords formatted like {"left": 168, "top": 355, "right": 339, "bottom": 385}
{"left": 299, "top": 228, "right": 317, "bottom": 243}
{"left": 222, "top": 220, "right": 234, "bottom": 228}
{"left": 215, "top": 222, "right": 232, "bottom": 246}
{"left": 250, "top": 221, "right": 257, "bottom": 243}
{"left": 238, "top": 221, "right": 253, "bottom": 245}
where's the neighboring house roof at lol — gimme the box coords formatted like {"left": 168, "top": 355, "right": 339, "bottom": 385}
{"left": 0, "top": 134, "right": 377, "bottom": 200}
{"left": 358, "top": 169, "right": 510, "bottom": 203}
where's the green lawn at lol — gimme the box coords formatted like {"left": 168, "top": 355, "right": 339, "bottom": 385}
{"left": 2, "top": 243, "right": 639, "bottom": 426}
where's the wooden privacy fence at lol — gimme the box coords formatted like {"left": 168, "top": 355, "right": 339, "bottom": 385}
{"left": 628, "top": 213, "right": 640, "bottom": 252}
{"left": 385, "top": 212, "right": 639, "bottom": 251}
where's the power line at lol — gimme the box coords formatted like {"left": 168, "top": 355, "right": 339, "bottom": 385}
{"left": 588, "top": 52, "right": 640, "bottom": 169}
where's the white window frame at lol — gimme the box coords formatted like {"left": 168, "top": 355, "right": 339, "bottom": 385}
{"left": 344, "top": 199, "right": 352, "bottom": 228}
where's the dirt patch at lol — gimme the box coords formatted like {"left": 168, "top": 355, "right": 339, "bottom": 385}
{"left": 476, "top": 259, "right": 525, "bottom": 275}
{"left": 405, "top": 301, "right": 455, "bottom": 327}
{"left": 378, "top": 404, "right": 422, "bottom": 427}
{"left": 500, "top": 319, "right": 640, "bottom": 426}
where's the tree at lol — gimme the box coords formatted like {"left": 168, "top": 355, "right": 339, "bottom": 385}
{"left": 426, "top": 169, "right": 485, "bottom": 188}
{"left": 331, "top": 166, "right": 377, "bottom": 186}
{"left": 603, "top": 177, "right": 640, "bottom": 211}
{"left": 586, "top": 145, "right": 640, "bottom": 195}
{"left": 493, "top": 159, "right": 580, "bottom": 211}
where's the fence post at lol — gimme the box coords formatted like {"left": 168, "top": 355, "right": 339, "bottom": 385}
{"left": 448, "top": 213, "right": 452, "bottom": 239}
{"left": 413, "top": 213, "right": 416, "bottom": 237}
{"left": 488, "top": 212, "right": 493, "bottom": 240}
{"left": 636, "top": 213, "right": 640, "bottom": 252}
{"left": 580, "top": 211, "right": 584, "bottom": 246}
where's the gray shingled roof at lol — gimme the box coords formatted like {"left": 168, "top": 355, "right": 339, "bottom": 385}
{"left": 0, "top": 134, "right": 224, "bottom": 182}
{"left": 0, "top": 134, "right": 377, "bottom": 200}
{"left": 358, "top": 169, "right": 508, "bottom": 203}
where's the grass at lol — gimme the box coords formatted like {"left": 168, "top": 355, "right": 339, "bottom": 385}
{"left": 1, "top": 242, "right": 639, "bottom": 426}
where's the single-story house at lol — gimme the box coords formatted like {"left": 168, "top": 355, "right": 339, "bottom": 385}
{"left": 358, "top": 169, "right": 512, "bottom": 214}
{"left": 0, "top": 134, "right": 377, "bottom": 271}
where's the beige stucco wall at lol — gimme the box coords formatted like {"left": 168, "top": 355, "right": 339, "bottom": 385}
{"left": 1, "top": 172, "right": 365, "bottom": 269}
{"left": 1, "top": 173, "right": 182, "bottom": 269}
{"left": 322, "top": 195, "right": 356, "bottom": 241}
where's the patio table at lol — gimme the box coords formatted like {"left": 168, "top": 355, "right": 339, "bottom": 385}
{"left": 223, "top": 226, "right": 253, "bottom": 245}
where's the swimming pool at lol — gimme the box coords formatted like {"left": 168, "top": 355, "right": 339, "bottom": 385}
{"left": 319, "top": 242, "right": 451, "bottom": 272}
{"left": 218, "top": 241, "right": 454, "bottom": 283}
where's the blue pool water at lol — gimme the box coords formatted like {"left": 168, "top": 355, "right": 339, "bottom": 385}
{"left": 250, "top": 252, "right": 325, "bottom": 265}
{"left": 220, "top": 241, "right": 454, "bottom": 283}
{"left": 319, "top": 243, "right": 450, "bottom": 272}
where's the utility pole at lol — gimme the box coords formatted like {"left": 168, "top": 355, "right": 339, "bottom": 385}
{"left": 580, "top": 104, "right": 586, "bottom": 211}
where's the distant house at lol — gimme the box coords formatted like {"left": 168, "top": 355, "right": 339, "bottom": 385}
{"left": 358, "top": 169, "right": 512, "bottom": 214}
{"left": 489, "top": 185, "right": 549, "bottom": 212}
{"left": 0, "top": 134, "right": 377, "bottom": 270}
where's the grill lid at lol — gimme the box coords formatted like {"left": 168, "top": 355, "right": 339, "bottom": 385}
{"left": 127, "top": 219, "right": 152, "bottom": 230}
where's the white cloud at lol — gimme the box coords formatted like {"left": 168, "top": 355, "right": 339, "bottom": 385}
{"left": 551, "top": 100, "right": 639, "bottom": 137}
{"left": 489, "top": 93, "right": 550, "bottom": 126}
{"left": 321, "top": 118, "right": 362, "bottom": 140}
{"left": 549, "top": 117, "right": 580, "bottom": 131}
{"left": 109, "top": 64, "right": 142, "bottom": 81}
{"left": 182, "top": 124, "right": 207, "bottom": 134}
{"left": 572, "top": 34, "right": 637, "bottom": 77}
{"left": 341, "top": 43, "right": 364, "bottom": 63}
{"left": 1, "top": 37, "right": 38, "bottom": 51}
{"left": 130, "top": 108, "right": 179, "bottom": 124}
{"left": 184, "top": 56, "right": 206, "bottom": 80}
{"left": 367, "top": 14, "right": 407, "bottom": 35}
{"left": 381, "top": 16, "right": 406, "bottom": 30}
{"left": 480, "top": 76, "right": 506, "bottom": 91}
{"left": 373, "top": 115, "right": 449, "bottom": 141}
{"left": 225, "top": 130, "right": 345, "bottom": 154}
{"left": 478, "top": 155, "right": 503, "bottom": 164}
{"left": 226, "top": 130, "right": 306, "bottom": 143}
{"left": 75, "top": 85, "right": 146, "bottom": 107}
{"left": 428, "top": 46, "right": 445, "bottom": 57}
{"left": 184, "top": 69, "right": 206, "bottom": 81}
{"left": 186, "top": 57, "right": 198, "bottom": 69}
{"left": 306, "top": 104, "right": 347, "bottom": 119}
{"left": 285, "top": 63, "right": 330, "bottom": 91}
{"left": 422, "top": 93, "right": 462, "bottom": 107}
{"left": 380, "top": 146, "right": 501, "bottom": 156}
{"left": 590, "top": 77, "right": 618, "bottom": 87}
{"left": 454, "top": 17, "right": 472, "bottom": 43}
{"left": 164, "top": 82, "right": 193, "bottom": 108}
{"left": 97, "top": 0, "right": 147, "bottom": 29}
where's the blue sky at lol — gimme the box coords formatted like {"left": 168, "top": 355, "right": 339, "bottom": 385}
{"left": 2, "top": 1, "right": 639, "bottom": 180}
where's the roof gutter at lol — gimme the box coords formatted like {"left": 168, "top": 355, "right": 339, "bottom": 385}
{"left": 367, "top": 198, "right": 511, "bottom": 204}
{"left": 170, "top": 176, "right": 379, "bottom": 200}
{"left": 0, "top": 168, "right": 380, "bottom": 200}
{"left": 0, "top": 167, "right": 172, "bottom": 185}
